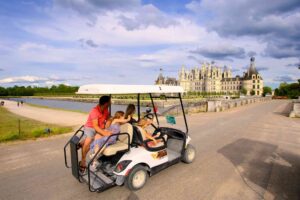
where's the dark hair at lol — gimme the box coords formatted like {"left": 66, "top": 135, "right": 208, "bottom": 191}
{"left": 125, "top": 104, "right": 135, "bottom": 118}
{"left": 99, "top": 95, "right": 111, "bottom": 105}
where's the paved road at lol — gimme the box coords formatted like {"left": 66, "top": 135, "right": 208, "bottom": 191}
{"left": 0, "top": 100, "right": 299, "bottom": 200}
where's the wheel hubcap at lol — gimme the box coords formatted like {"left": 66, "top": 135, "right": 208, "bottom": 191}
{"left": 187, "top": 148, "right": 195, "bottom": 161}
{"left": 132, "top": 170, "right": 146, "bottom": 188}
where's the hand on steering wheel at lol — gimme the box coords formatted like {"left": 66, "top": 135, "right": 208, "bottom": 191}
{"left": 152, "top": 127, "right": 163, "bottom": 137}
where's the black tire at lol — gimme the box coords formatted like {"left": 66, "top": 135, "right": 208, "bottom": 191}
{"left": 125, "top": 165, "right": 148, "bottom": 191}
{"left": 182, "top": 144, "right": 196, "bottom": 163}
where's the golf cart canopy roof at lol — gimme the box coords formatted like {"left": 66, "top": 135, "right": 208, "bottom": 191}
{"left": 76, "top": 84, "right": 184, "bottom": 95}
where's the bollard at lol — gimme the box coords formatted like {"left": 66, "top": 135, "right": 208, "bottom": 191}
{"left": 18, "top": 119, "right": 21, "bottom": 136}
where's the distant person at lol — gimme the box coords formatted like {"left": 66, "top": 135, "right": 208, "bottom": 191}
{"left": 20, "top": 100, "right": 23, "bottom": 106}
{"left": 153, "top": 105, "right": 159, "bottom": 114}
{"left": 1, "top": 101, "right": 4, "bottom": 106}
{"left": 79, "top": 96, "right": 112, "bottom": 172}
{"left": 146, "top": 104, "right": 151, "bottom": 113}
{"left": 125, "top": 104, "right": 137, "bottom": 124}
{"left": 17, "top": 101, "right": 19, "bottom": 107}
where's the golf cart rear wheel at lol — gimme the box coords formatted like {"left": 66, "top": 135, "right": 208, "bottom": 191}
{"left": 125, "top": 165, "right": 148, "bottom": 191}
{"left": 182, "top": 144, "right": 196, "bottom": 163}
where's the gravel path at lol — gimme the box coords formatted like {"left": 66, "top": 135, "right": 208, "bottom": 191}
{"left": 2, "top": 100, "right": 87, "bottom": 127}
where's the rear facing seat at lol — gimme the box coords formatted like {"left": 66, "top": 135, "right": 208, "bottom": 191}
{"left": 103, "top": 123, "right": 133, "bottom": 156}
{"left": 136, "top": 126, "right": 165, "bottom": 148}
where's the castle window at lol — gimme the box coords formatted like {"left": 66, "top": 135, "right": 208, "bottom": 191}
{"left": 253, "top": 85, "right": 255, "bottom": 89}
{"left": 257, "top": 85, "right": 260, "bottom": 89}
{"left": 258, "top": 80, "right": 260, "bottom": 83}
{"left": 253, "top": 80, "right": 255, "bottom": 83}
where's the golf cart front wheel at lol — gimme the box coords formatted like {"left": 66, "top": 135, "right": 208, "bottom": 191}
{"left": 182, "top": 144, "right": 196, "bottom": 163}
{"left": 125, "top": 165, "right": 148, "bottom": 191}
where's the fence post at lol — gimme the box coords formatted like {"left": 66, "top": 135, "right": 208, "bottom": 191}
{"left": 18, "top": 119, "right": 21, "bottom": 136}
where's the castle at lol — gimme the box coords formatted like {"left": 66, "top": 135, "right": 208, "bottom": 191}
{"left": 155, "top": 57, "right": 264, "bottom": 96}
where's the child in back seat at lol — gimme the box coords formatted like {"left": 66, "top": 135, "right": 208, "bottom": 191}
{"left": 90, "top": 111, "right": 131, "bottom": 169}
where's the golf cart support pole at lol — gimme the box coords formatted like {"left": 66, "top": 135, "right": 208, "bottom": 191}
{"left": 63, "top": 125, "right": 84, "bottom": 168}
{"left": 149, "top": 93, "right": 159, "bottom": 127}
{"left": 137, "top": 94, "right": 140, "bottom": 121}
{"left": 179, "top": 93, "right": 189, "bottom": 134}
{"left": 109, "top": 94, "right": 112, "bottom": 116}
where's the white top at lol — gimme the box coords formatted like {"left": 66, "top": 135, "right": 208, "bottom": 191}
{"left": 76, "top": 84, "right": 184, "bottom": 94}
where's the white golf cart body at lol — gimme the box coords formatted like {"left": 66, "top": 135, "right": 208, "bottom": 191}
{"left": 115, "top": 135, "right": 191, "bottom": 177}
{"left": 64, "top": 84, "right": 195, "bottom": 192}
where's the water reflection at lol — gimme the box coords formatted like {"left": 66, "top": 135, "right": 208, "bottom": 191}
{"left": 10, "top": 98, "right": 149, "bottom": 114}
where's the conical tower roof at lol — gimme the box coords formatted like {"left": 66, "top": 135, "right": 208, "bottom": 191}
{"left": 243, "top": 57, "right": 261, "bottom": 80}
{"left": 248, "top": 57, "right": 258, "bottom": 75}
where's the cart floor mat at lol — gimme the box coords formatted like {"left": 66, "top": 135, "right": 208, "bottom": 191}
{"left": 82, "top": 170, "right": 113, "bottom": 191}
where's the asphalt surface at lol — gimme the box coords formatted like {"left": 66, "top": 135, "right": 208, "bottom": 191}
{"left": 0, "top": 100, "right": 299, "bottom": 200}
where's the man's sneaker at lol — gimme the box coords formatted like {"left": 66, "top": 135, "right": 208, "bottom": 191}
{"left": 90, "top": 160, "right": 101, "bottom": 172}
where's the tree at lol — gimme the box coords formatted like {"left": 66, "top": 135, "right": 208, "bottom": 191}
{"left": 250, "top": 90, "right": 255, "bottom": 96}
{"left": 0, "top": 87, "right": 8, "bottom": 96}
{"left": 274, "top": 81, "right": 300, "bottom": 98}
{"left": 263, "top": 86, "right": 272, "bottom": 96}
{"left": 240, "top": 87, "right": 247, "bottom": 95}
{"left": 274, "top": 88, "right": 279, "bottom": 96}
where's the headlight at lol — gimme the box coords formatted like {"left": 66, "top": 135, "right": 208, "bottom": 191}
{"left": 114, "top": 160, "right": 132, "bottom": 173}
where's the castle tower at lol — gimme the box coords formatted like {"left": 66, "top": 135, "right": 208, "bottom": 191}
{"left": 242, "top": 57, "right": 263, "bottom": 96}
{"left": 155, "top": 68, "right": 164, "bottom": 85}
{"left": 179, "top": 66, "right": 186, "bottom": 81}
{"left": 248, "top": 57, "right": 258, "bottom": 76}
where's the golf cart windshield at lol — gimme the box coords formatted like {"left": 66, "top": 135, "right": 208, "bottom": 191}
{"left": 76, "top": 84, "right": 188, "bottom": 134}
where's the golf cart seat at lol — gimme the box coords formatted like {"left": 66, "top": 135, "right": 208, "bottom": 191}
{"left": 103, "top": 123, "right": 133, "bottom": 156}
{"left": 135, "top": 126, "right": 165, "bottom": 149}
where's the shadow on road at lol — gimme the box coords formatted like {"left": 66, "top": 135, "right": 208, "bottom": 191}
{"left": 273, "top": 102, "right": 293, "bottom": 117}
{"left": 127, "top": 192, "right": 139, "bottom": 200}
{"left": 218, "top": 138, "right": 300, "bottom": 199}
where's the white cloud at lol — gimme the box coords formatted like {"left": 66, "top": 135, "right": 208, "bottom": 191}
{"left": 0, "top": 76, "right": 47, "bottom": 84}
{"left": 21, "top": 8, "right": 204, "bottom": 47}
{"left": 0, "top": 75, "right": 80, "bottom": 85}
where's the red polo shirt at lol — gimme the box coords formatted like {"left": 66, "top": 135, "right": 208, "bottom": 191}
{"left": 84, "top": 105, "right": 109, "bottom": 129}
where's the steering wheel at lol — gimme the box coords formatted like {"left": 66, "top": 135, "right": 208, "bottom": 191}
{"left": 152, "top": 127, "right": 160, "bottom": 136}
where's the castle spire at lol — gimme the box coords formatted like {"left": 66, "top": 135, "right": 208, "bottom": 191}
{"left": 249, "top": 57, "right": 258, "bottom": 74}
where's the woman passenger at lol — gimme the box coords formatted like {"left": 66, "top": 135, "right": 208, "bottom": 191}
{"left": 125, "top": 104, "right": 137, "bottom": 124}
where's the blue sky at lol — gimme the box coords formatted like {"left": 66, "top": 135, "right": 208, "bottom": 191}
{"left": 0, "top": 0, "right": 299, "bottom": 88}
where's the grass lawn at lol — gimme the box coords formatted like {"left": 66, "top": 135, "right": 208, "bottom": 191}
{"left": 0, "top": 106, "right": 73, "bottom": 142}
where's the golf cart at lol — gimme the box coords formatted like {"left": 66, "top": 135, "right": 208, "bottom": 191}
{"left": 64, "top": 84, "right": 196, "bottom": 192}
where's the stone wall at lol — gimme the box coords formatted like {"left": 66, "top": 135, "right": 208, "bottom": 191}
{"left": 161, "top": 101, "right": 207, "bottom": 116}
{"left": 162, "top": 96, "right": 272, "bottom": 115}
{"left": 207, "top": 96, "right": 272, "bottom": 113}
{"left": 289, "top": 98, "right": 300, "bottom": 118}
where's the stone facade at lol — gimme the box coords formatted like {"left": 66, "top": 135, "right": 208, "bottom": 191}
{"left": 155, "top": 57, "right": 264, "bottom": 95}
{"left": 155, "top": 72, "right": 178, "bottom": 86}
